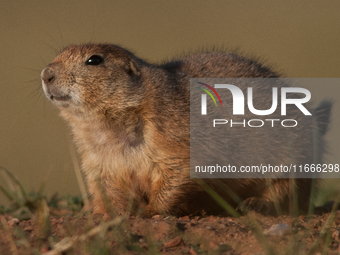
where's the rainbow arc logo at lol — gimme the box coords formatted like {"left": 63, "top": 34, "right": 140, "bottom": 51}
{"left": 197, "top": 82, "right": 222, "bottom": 115}
{"left": 197, "top": 82, "right": 222, "bottom": 107}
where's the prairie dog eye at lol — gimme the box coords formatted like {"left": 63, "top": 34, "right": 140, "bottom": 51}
{"left": 85, "top": 55, "right": 104, "bottom": 65}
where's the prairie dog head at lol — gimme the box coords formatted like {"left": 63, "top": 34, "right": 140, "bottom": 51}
{"left": 41, "top": 44, "right": 143, "bottom": 117}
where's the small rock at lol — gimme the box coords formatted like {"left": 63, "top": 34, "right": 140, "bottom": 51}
{"left": 190, "top": 219, "right": 197, "bottom": 224}
{"left": 164, "top": 236, "right": 182, "bottom": 248}
{"left": 152, "top": 214, "right": 163, "bottom": 220}
{"left": 7, "top": 218, "right": 19, "bottom": 228}
{"left": 264, "top": 223, "right": 291, "bottom": 236}
{"left": 179, "top": 216, "right": 190, "bottom": 221}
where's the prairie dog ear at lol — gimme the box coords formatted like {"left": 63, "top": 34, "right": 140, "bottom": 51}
{"left": 124, "top": 59, "right": 140, "bottom": 76}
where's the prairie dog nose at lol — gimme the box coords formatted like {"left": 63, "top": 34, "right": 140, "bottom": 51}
{"left": 41, "top": 67, "right": 55, "bottom": 85}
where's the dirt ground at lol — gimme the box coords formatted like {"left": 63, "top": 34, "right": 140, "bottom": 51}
{"left": 1, "top": 210, "right": 340, "bottom": 255}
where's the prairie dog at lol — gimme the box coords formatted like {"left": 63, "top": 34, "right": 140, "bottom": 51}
{"left": 41, "top": 44, "right": 331, "bottom": 217}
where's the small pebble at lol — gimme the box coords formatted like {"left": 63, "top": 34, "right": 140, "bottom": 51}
{"left": 7, "top": 218, "right": 20, "bottom": 228}
{"left": 179, "top": 216, "right": 189, "bottom": 221}
{"left": 164, "top": 236, "right": 182, "bottom": 248}
{"left": 264, "top": 223, "right": 291, "bottom": 236}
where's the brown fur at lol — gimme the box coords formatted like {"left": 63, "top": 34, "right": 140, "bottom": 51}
{"left": 41, "top": 44, "right": 331, "bottom": 217}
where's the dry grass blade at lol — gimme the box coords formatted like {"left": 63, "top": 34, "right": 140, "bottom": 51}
{"left": 0, "top": 215, "right": 19, "bottom": 255}
{"left": 194, "top": 178, "right": 240, "bottom": 218}
{"left": 0, "top": 166, "right": 27, "bottom": 205}
{"left": 37, "top": 198, "right": 51, "bottom": 239}
{"left": 69, "top": 143, "right": 91, "bottom": 217}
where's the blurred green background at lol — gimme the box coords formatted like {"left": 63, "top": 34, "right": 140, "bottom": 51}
{"left": 0, "top": 0, "right": 339, "bottom": 203}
